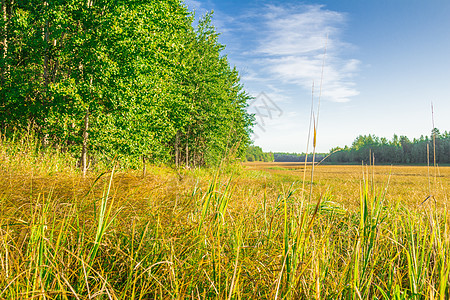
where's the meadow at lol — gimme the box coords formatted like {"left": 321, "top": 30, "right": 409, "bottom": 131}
{"left": 1, "top": 139, "right": 449, "bottom": 299}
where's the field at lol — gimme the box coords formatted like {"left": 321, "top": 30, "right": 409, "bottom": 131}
{"left": 1, "top": 145, "right": 450, "bottom": 299}
{"left": 244, "top": 162, "right": 449, "bottom": 211}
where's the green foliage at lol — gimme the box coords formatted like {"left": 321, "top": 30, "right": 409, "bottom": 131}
{"left": 274, "top": 152, "right": 326, "bottom": 162}
{"left": 245, "top": 145, "right": 274, "bottom": 162}
{"left": 0, "top": 0, "right": 252, "bottom": 168}
{"left": 328, "top": 129, "right": 450, "bottom": 164}
{"left": 2, "top": 143, "right": 450, "bottom": 298}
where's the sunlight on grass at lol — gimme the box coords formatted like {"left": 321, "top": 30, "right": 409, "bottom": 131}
{"left": 0, "top": 137, "right": 449, "bottom": 298}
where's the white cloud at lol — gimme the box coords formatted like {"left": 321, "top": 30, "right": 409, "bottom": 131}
{"left": 181, "top": 2, "right": 363, "bottom": 151}
{"left": 182, "top": 0, "right": 210, "bottom": 21}
{"left": 255, "top": 4, "right": 360, "bottom": 103}
{"left": 182, "top": 0, "right": 202, "bottom": 11}
{"left": 183, "top": 2, "right": 360, "bottom": 103}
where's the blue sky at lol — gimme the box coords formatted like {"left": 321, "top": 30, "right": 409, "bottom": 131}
{"left": 183, "top": 0, "right": 450, "bottom": 153}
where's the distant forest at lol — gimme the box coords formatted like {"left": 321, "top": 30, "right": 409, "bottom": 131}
{"left": 274, "top": 152, "right": 326, "bottom": 163}
{"left": 244, "top": 146, "right": 326, "bottom": 163}
{"left": 247, "top": 129, "right": 450, "bottom": 165}
{"left": 328, "top": 129, "right": 450, "bottom": 164}
{"left": 0, "top": 0, "right": 253, "bottom": 170}
{"left": 245, "top": 146, "right": 274, "bottom": 162}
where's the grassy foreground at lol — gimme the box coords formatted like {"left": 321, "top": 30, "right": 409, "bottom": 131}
{"left": 1, "top": 139, "right": 450, "bottom": 299}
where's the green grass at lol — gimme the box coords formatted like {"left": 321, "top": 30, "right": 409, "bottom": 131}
{"left": 267, "top": 166, "right": 289, "bottom": 171}
{"left": 1, "top": 135, "right": 449, "bottom": 298}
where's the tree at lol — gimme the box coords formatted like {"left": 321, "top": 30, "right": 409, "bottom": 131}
{"left": 328, "top": 130, "right": 450, "bottom": 165}
{"left": 0, "top": 0, "right": 253, "bottom": 169}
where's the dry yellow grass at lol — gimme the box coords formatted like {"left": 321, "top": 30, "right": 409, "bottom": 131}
{"left": 243, "top": 162, "right": 450, "bottom": 211}
{"left": 2, "top": 140, "right": 450, "bottom": 298}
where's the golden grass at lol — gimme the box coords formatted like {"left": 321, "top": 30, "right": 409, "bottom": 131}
{"left": 243, "top": 162, "right": 449, "bottom": 210}
{"left": 1, "top": 140, "right": 450, "bottom": 298}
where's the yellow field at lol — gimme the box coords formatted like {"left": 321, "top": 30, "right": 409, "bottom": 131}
{"left": 243, "top": 162, "right": 450, "bottom": 210}
{"left": 2, "top": 147, "right": 450, "bottom": 298}
{"left": 3, "top": 160, "right": 448, "bottom": 214}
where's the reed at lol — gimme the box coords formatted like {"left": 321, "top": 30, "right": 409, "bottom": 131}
{"left": 0, "top": 134, "right": 449, "bottom": 298}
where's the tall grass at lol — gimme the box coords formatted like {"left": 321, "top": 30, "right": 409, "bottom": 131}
{"left": 1, "top": 135, "right": 449, "bottom": 298}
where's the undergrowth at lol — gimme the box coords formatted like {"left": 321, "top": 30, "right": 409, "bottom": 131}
{"left": 0, "top": 135, "right": 449, "bottom": 299}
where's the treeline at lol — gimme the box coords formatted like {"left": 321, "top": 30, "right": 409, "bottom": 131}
{"left": 0, "top": 0, "right": 252, "bottom": 170}
{"left": 274, "top": 152, "right": 325, "bottom": 162}
{"left": 245, "top": 145, "right": 274, "bottom": 162}
{"left": 245, "top": 148, "right": 327, "bottom": 163}
{"left": 328, "top": 129, "right": 450, "bottom": 164}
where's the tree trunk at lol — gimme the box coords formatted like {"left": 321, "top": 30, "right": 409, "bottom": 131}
{"left": 51, "top": 37, "right": 59, "bottom": 82}
{"left": 175, "top": 131, "right": 179, "bottom": 167}
{"left": 81, "top": 109, "right": 89, "bottom": 177}
{"left": 43, "top": 2, "right": 49, "bottom": 88}
{"left": 2, "top": 0, "right": 6, "bottom": 55}
{"left": 142, "top": 155, "right": 146, "bottom": 177}
{"left": 185, "top": 132, "right": 189, "bottom": 168}
{"left": 1, "top": 0, "right": 8, "bottom": 77}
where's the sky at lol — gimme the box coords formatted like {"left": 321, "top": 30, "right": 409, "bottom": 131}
{"left": 182, "top": 0, "right": 450, "bottom": 153}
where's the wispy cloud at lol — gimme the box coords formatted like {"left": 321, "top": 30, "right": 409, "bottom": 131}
{"left": 182, "top": 0, "right": 202, "bottom": 11}
{"left": 182, "top": 0, "right": 210, "bottom": 20}
{"left": 254, "top": 4, "right": 360, "bottom": 103}
{"left": 182, "top": 2, "right": 361, "bottom": 149}
{"left": 184, "top": 2, "right": 360, "bottom": 102}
